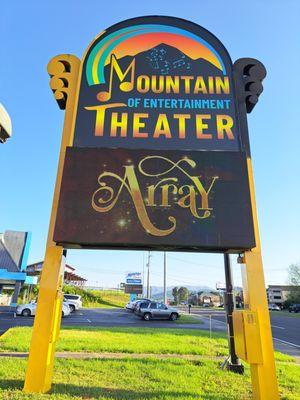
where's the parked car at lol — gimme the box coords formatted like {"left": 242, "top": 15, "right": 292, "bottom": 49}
{"left": 135, "top": 301, "right": 180, "bottom": 321}
{"left": 268, "top": 304, "right": 281, "bottom": 311}
{"left": 63, "top": 294, "right": 82, "bottom": 312}
{"left": 125, "top": 300, "right": 139, "bottom": 311}
{"left": 16, "top": 300, "right": 70, "bottom": 317}
{"left": 289, "top": 304, "right": 300, "bottom": 313}
{"left": 125, "top": 298, "right": 150, "bottom": 312}
{"left": 134, "top": 299, "right": 151, "bottom": 314}
{"left": 63, "top": 299, "right": 76, "bottom": 313}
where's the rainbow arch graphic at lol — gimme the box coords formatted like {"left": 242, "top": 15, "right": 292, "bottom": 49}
{"left": 86, "top": 24, "right": 227, "bottom": 86}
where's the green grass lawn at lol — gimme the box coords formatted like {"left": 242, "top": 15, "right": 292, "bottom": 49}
{"left": 64, "top": 287, "right": 130, "bottom": 308}
{"left": 270, "top": 311, "right": 300, "bottom": 319}
{"left": 0, "top": 326, "right": 227, "bottom": 356}
{"left": 83, "top": 290, "right": 130, "bottom": 308}
{"left": 0, "top": 327, "right": 299, "bottom": 399}
{"left": 174, "top": 314, "right": 203, "bottom": 325}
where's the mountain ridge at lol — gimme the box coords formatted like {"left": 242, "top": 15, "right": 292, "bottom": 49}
{"left": 105, "top": 43, "right": 223, "bottom": 77}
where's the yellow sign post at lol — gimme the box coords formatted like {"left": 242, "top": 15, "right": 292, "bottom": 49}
{"left": 232, "top": 158, "right": 279, "bottom": 399}
{"left": 23, "top": 17, "right": 279, "bottom": 399}
{"left": 23, "top": 55, "right": 80, "bottom": 393}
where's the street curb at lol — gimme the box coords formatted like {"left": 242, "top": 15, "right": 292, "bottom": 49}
{"left": 0, "top": 351, "right": 227, "bottom": 360}
{"left": 0, "top": 328, "right": 11, "bottom": 340}
{"left": 0, "top": 351, "right": 298, "bottom": 365}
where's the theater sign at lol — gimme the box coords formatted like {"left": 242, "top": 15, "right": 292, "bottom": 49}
{"left": 25, "top": 16, "right": 280, "bottom": 400}
{"left": 53, "top": 16, "right": 256, "bottom": 251}
{"left": 73, "top": 17, "right": 239, "bottom": 151}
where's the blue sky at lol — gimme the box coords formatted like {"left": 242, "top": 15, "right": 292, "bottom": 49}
{"left": 1, "top": 0, "right": 299, "bottom": 289}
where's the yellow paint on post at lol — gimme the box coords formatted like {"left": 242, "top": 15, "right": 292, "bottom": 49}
{"left": 23, "top": 54, "right": 80, "bottom": 394}
{"left": 241, "top": 158, "right": 279, "bottom": 400}
{"left": 233, "top": 310, "right": 263, "bottom": 364}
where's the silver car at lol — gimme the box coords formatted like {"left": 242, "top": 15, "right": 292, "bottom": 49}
{"left": 136, "top": 301, "right": 180, "bottom": 321}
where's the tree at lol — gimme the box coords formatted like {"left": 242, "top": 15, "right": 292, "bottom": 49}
{"left": 172, "top": 287, "right": 179, "bottom": 304}
{"left": 178, "top": 287, "right": 189, "bottom": 303}
{"left": 286, "top": 263, "right": 300, "bottom": 304}
{"left": 288, "top": 263, "right": 300, "bottom": 286}
{"left": 197, "top": 291, "right": 203, "bottom": 306}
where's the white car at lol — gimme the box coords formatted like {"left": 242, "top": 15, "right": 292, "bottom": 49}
{"left": 125, "top": 298, "right": 151, "bottom": 311}
{"left": 125, "top": 300, "right": 137, "bottom": 311}
{"left": 63, "top": 294, "right": 82, "bottom": 312}
{"left": 16, "top": 300, "right": 70, "bottom": 317}
{"left": 268, "top": 303, "right": 281, "bottom": 311}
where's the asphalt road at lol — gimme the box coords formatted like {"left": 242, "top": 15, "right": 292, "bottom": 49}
{"left": 0, "top": 307, "right": 203, "bottom": 335}
{"left": 1, "top": 307, "right": 299, "bottom": 357}
{"left": 189, "top": 308, "right": 300, "bottom": 357}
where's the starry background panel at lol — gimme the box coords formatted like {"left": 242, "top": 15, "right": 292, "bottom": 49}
{"left": 54, "top": 147, "right": 255, "bottom": 251}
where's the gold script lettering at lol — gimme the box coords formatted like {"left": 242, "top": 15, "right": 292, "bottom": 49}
{"left": 91, "top": 156, "right": 218, "bottom": 236}
{"left": 91, "top": 165, "right": 176, "bottom": 236}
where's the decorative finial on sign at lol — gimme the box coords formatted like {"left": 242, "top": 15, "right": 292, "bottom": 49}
{"left": 47, "top": 54, "right": 80, "bottom": 110}
{"left": 233, "top": 58, "right": 267, "bottom": 113}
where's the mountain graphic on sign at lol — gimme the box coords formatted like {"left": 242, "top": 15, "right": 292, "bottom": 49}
{"left": 104, "top": 43, "right": 223, "bottom": 78}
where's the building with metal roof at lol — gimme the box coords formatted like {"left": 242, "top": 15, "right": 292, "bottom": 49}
{"left": 0, "top": 103, "right": 12, "bottom": 143}
{"left": 0, "top": 230, "right": 36, "bottom": 306}
{"left": 26, "top": 261, "right": 87, "bottom": 287}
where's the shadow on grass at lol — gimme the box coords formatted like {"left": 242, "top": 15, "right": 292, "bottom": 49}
{"left": 0, "top": 380, "right": 235, "bottom": 400}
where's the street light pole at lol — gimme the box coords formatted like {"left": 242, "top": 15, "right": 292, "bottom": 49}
{"left": 163, "top": 252, "right": 167, "bottom": 304}
{"left": 223, "top": 253, "right": 244, "bottom": 374}
{"left": 146, "top": 251, "right": 151, "bottom": 299}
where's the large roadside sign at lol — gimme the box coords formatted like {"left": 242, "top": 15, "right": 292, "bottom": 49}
{"left": 53, "top": 16, "right": 255, "bottom": 252}
{"left": 25, "top": 16, "right": 279, "bottom": 399}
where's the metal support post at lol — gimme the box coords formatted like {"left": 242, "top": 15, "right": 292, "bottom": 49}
{"left": 240, "top": 158, "right": 279, "bottom": 399}
{"left": 223, "top": 253, "right": 244, "bottom": 374}
{"left": 10, "top": 281, "right": 22, "bottom": 308}
{"left": 163, "top": 252, "right": 167, "bottom": 304}
{"left": 23, "top": 54, "right": 80, "bottom": 393}
{"left": 146, "top": 251, "right": 151, "bottom": 299}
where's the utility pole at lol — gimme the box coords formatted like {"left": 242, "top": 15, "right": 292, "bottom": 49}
{"left": 163, "top": 252, "right": 167, "bottom": 304}
{"left": 146, "top": 251, "right": 151, "bottom": 299}
{"left": 223, "top": 253, "right": 244, "bottom": 374}
{"left": 142, "top": 252, "right": 145, "bottom": 297}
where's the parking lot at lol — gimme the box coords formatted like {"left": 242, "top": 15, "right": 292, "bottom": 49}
{"left": 0, "top": 307, "right": 204, "bottom": 333}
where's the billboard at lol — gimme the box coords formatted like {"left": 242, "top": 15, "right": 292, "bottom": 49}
{"left": 125, "top": 284, "right": 143, "bottom": 294}
{"left": 53, "top": 16, "right": 255, "bottom": 252}
{"left": 126, "top": 272, "right": 142, "bottom": 284}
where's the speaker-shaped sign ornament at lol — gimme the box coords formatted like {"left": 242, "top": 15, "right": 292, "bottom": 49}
{"left": 49, "top": 16, "right": 266, "bottom": 252}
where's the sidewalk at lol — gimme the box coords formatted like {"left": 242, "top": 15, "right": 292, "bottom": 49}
{"left": 0, "top": 350, "right": 298, "bottom": 365}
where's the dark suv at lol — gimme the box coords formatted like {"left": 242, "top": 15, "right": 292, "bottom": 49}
{"left": 135, "top": 301, "right": 180, "bottom": 321}
{"left": 289, "top": 304, "right": 300, "bottom": 313}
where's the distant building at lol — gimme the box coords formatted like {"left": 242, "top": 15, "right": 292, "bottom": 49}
{"left": 0, "top": 230, "right": 36, "bottom": 306}
{"left": 26, "top": 261, "right": 87, "bottom": 287}
{"left": 199, "top": 291, "right": 222, "bottom": 306}
{"left": 0, "top": 103, "right": 12, "bottom": 143}
{"left": 267, "top": 285, "right": 299, "bottom": 306}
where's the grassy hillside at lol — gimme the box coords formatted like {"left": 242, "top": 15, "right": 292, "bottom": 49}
{"left": 63, "top": 286, "right": 129, "bottom": 308}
